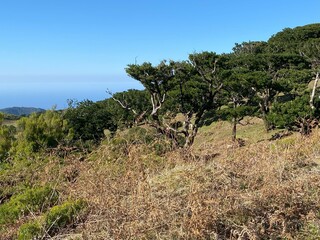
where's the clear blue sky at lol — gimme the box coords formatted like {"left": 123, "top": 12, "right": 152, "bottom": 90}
{"left": 0, "top": 0, "right": 319, "bottom": 109}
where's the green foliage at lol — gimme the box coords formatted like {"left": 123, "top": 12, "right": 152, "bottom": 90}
{"left": 216, "top": 105, "right": 258, "bottom": 122}
{"left": 126, "top": 61, "right": 174, "bottom": 97}
{"left": 232, "top": 41, "right": 268, "bottom": 55}
{"left": 267, "top": 94, "right": 315, "bottom": 130}
{"left": 17, "top": 220, "right": 43, "bottom": 240}
{"left": 64, "top": 99, "right": 116, "bottom": 142}
{"left": 0, "top": 125, "right": 16, "bottom": 161}
{"left": 16, "top": 199, "right": 87, "bottom": 239}
{"left": 0, "top": 186, "right": 58, "bottom": 226}
{"left": 13, "top": 110, "right": 72, "bottom": 156}
{"left": 45, "top": 199, "right": 87, "bottom": 233}
{"left": 2, "top": 113, "right": 20, "bottom": 121}
{"left": 0, "top": 112, "right": 3, "bottom": 125}
{"left": 166, "top": 60, "right": 206, "bottom": 114}
{"left": 268, "top": 24, "right": 320, "bottom": 54}
{"left": 103, "top": 89, "right": 150, "bottom": 128}
{"left": 126, "top": 61, "right": 176, "bottom": 130}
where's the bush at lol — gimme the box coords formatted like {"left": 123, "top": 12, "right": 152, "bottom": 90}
{"left": 0, "top": 186, "right": 58, "bottom": 226}
{"left": 64, "top": 100, "right": 116, "bottom": 142}
{"left": 0, "top": 125, "right": 16, "bottom": 162}
{"left": 17, "top": 220, "right": 43, "bottom": 240}
{"left": 16, "top": 199, "right": 87, "bottom": 239}
{"left": 267, "top": 94, "right": 317, "bottom": 133}
{"left": 45, "top": 199, "right": 87, "bottom": 234}
{"left": 13, "top": 110, "right": 73, "bottom": 156}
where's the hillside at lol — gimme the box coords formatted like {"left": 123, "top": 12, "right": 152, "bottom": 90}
{"left": 0, "top": 107, "right": 45, "bottom": 116}
{"left": 1, "top": 118, "right": 320, "bottom": 239}
{"left": 1, "top": 23, "right": 320, "bottom": 239}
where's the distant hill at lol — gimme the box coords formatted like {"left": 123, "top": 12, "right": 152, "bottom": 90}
{"left": 0, "top": 107, "right": 45, "bottom": 116}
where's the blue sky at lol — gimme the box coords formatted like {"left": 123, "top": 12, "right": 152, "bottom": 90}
{"left": 0, "top": 0, "right": 319, "bottom": 109}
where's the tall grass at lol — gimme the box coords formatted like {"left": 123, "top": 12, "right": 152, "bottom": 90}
{"left": 64, "top": 124, "right": 320, "bottom": 239}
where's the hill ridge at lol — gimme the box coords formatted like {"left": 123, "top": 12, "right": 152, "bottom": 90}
{"left": 0, "top": 107, "right": 45, "bottom": 116}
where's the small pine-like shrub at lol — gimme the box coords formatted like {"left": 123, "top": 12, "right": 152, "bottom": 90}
{"left": 16, "top": 199, "right": 87, "bottom": 239}
{"left": 0, "top": 186, "right": 58, "bottom": 226}
{"left": 45, "top": 199, "right": 87, "bottom": 234}
{"left": 17, "top": 220, "right": 43, "bottom": 240}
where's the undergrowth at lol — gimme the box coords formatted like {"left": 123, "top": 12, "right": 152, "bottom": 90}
{"left": 0, "top": 185, "right": 58, "bottom": 227}
{"left": 17, "top": 199, "right": 87, "bottom": 239}
{"left": 68, "top": 123, "right": 320, "bottom": 239}
{"left": 1, "top": 122, "right": 320, "bottom": 239}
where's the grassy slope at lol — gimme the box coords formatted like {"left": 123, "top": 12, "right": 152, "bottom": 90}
{"left": 68, "top": 118, "right": 320, "bottom": 239}
{"left": 1, "top": 118, "right": 320, "bottom": 239}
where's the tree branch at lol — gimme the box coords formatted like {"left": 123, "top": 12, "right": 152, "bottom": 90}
{"left": 106, "top": 89, "right": 137, "bottom": 115}
{"left": 310, "top": 72, "right": 319, "bottom": 110}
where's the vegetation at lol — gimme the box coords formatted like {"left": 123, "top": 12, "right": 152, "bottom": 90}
{"left": 0, "top": 186, "right": 58, "bottom": 226}
{"left": 17, "top": 199, "right": 87, "bottom": 239}
{"left": 1, "top": 23, "right": 320, "bottom": 239}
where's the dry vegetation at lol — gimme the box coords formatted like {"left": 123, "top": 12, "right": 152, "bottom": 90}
{"left": 2, "top": 118, "right": 320, "bottom": 239}
{"left": 53, "top": 118, "right": 320, "bottom": 239}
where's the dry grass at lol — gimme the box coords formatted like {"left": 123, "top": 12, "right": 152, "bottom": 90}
{"left": 50, "top": 121, "right": 320, "bottom": 239}
{"left": 2, "top": 120, "right": 319, "bottom": 239}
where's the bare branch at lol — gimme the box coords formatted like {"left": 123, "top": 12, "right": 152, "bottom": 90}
{"left": 106, "top": 89, "right": 137, "bottom": 115}
{"left": 310, "top": 72, "right": 320, "bottom": 110}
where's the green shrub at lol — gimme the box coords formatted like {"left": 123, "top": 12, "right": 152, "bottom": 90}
{"left": 0, "top": 125, "right": 16, "bottom": 162}
{"left": 45, "top": 199, "right": 87, "bottom": 234}
{"left": 267, "top": 95, "right": 315, "bottom": 131}
{"left": 64, "top": 99, "right": 116, "bottom": 142}
{"left": 0, "top": 186, "right": 58, "bottom": 225}
{"left": 17, "top": 220, "right": 43, "bottom": 240}
{"left": 13, "top": 110, "right": 73, "bottom": 156}
{"left": 16, "top": 199, "right": 87, "bottom": 239}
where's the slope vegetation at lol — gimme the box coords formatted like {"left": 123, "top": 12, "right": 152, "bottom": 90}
{"left": 2, "top": 118, "right": 319, "bottom": 239}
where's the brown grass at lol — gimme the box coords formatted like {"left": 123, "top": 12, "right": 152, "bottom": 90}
{"left": 51, "top": 122, "right": 320, "bottom": 239}
{"left": 2, "top": 120, "right": 319, "bottom": 239}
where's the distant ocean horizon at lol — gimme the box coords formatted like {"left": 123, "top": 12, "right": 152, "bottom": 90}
{"left": 0, "top": 75, "right": 143, "bottom": 109}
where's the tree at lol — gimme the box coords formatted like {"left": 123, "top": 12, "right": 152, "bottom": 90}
{"left": 267, "top": 94, "right": 318, "bottom": 135}
{"left": 64, "top": 100, "right": 116, "bottom": 142}
{"left": 124, "top": 53, "right": 228, "bottom": 148}
{"left": 232, "top": 41, "right": 267, "bottom": 55}
{"left": 221, "top": 55, "right": 258, "bottom": 141}
{"left": 300, "top": 38, "right": 320, "bottom": 109}
{"left": 169, "top": 52, "right": 226, "bottom": 147}
{"left": 262, "top": 24, "right": 320, "bottom": 134}
{"left": 231, "top": 51, "right": 309, "bottom": 130}
{"left": 268, "top": 24, "right": 320, "bottom": 54}
{"left": 105, "top": 89, "right": 150, "bottom": 128}
{"left": 126, "top": 61, "right": 178, "bottom": 140}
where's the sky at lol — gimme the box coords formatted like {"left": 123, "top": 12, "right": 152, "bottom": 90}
{"left": 0, "top": 0, "right": 319, "bottom": 109}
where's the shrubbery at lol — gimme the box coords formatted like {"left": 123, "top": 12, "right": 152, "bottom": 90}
{"left": 13, "top": 110, "right": 73, "bottom": 156}
{"left": 0, "top": 125, "right": 16, "bottom": 162}
{"left": 17, "top": 199, "right": 87, "bottom": 239}
{"left": 0, "top": 186, "right": 58, "bottom": 226}
{"left": 267, "top": 94, "right": 319, "bottom": 134}
{"left": 64, "top": 99, "right": 116, "bottom": 142}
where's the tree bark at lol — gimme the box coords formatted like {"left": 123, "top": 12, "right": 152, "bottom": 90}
{"left": 232, "top": 117, "right": 237, "bottom": 141}
{"left": 184, "top": 124, "right": 199, "bottom": 148}
{"left": 310, "top": 72, "right": 319, "bottom": 110}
